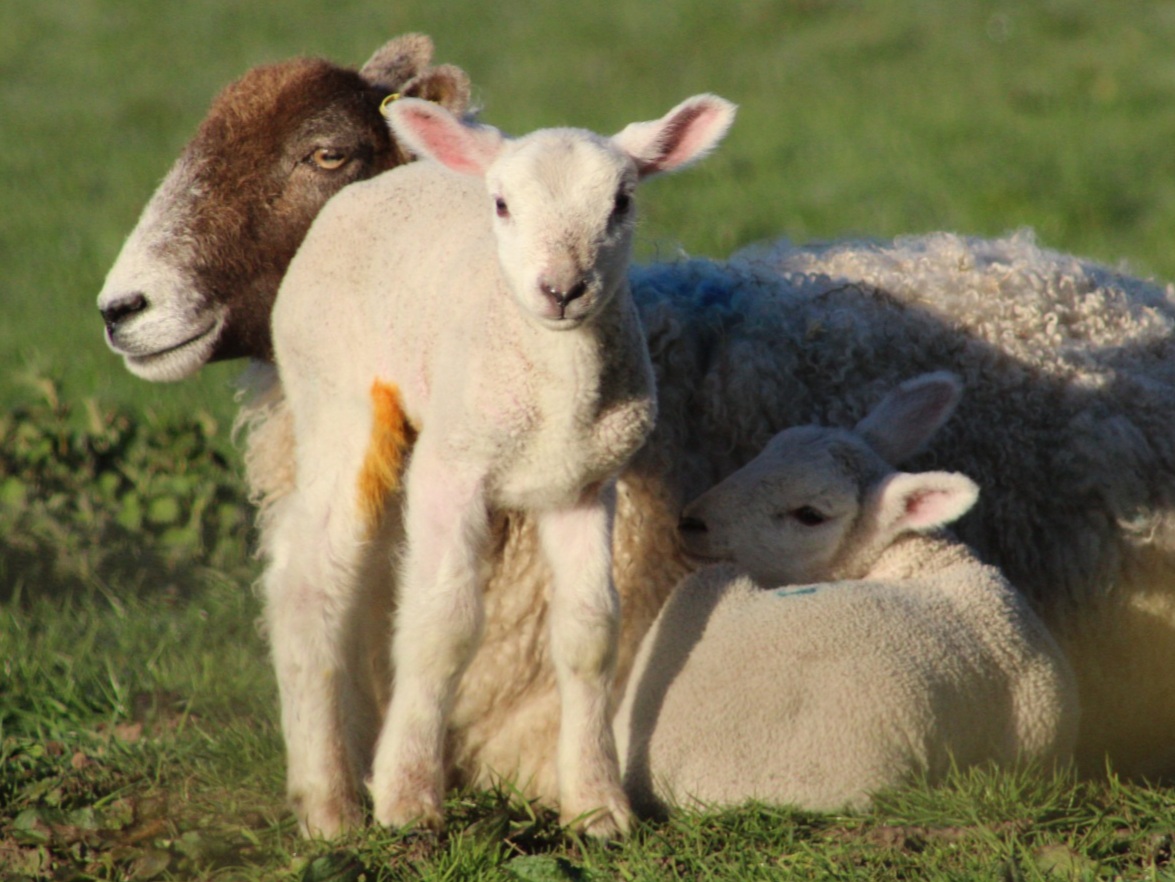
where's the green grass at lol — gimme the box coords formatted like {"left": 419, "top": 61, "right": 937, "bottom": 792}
{"left": 7, "top": 0, "right": 1175, "bottom": 878}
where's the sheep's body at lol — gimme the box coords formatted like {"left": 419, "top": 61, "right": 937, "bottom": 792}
{"left": 266, "top": 95, "right": 735, "bottom": 837}
{"left": 616, "top": 552, "right": 1076, "bottom": 813}
{"left": 614, "top": 374, "right": 1078, "bottom": 813}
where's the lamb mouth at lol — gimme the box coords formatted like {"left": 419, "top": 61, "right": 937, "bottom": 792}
{"left": 679, "top": 547, "right": 727, "bottom": 567}
{"left": 537, "top": 312, "right": 589, "bottom": 331}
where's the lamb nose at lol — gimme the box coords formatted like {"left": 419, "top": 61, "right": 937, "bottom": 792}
{"left": 541, "top": 278, "right": 587, "bottom": 308}
{"left": 101, "top": 293, "right": 148, "bottom": 330}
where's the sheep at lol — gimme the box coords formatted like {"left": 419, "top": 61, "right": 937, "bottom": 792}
{"left": 265, "top": 93, "right": 737, "bottom": 838}
{"left": 98, "top": 44, "right": 1175, "bottom": 813}
{"left": 613, "top": 372, "right": 1079, "bottom": 815}
{"left": 98, "top": 33, "right": 471, "bottom": 380}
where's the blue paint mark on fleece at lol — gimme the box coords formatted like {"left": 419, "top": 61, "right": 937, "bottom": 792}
{"left": 774, "top": 585, "right": 822, "bottom": 599}
{"left": 630, "top": 259, "right": 743, "bottom": 315}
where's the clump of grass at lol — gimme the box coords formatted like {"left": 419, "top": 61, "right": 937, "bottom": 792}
{"left": 0, "top": 375, "right": 255, "bottom": 604}
{"left": 2, "top": 569, "right": 286, "bottom": 880}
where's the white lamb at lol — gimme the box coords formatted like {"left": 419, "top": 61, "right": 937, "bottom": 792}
{"left": 614, "top": 372, "right": 1079, "bottom": 815}
{"left": 266, "top": 94, "right": 736, "bottom": 838}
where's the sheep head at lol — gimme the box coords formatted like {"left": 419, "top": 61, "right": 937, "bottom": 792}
{"left": 98, "top": 34, "right": 471, "bottom": 380}
{"left": 678, "top": 371, "right": 979, "bottom": 584}
{"left": 384, "top": 94, "right": 736, "bottom": 329}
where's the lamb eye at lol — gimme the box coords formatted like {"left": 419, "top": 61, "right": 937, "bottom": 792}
{"left": 311, "top": 148, "right": 348, "bottom": 171}
{"left": 791, "top": 506, "right": 828, "bottom": 527}
{"left": 612, "top": 190, "right": 632, "bottom": 217}
{"left": 494, "top": 196, "right": 510, "bottom": 218}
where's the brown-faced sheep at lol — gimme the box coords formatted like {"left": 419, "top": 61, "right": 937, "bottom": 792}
{"left": 98, "top": 33, "right": 470, "bottom": 378}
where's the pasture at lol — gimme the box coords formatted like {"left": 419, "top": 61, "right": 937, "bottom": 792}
{"left": 5, "top": 0, "right": 1175, "bottom": 878}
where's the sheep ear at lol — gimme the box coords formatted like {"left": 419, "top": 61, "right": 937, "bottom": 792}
{"left": 870, "top": 471, "right": 979, "bottom": 539}
{"left": 854, "top": 371, "right": 962, "bottom": 465}
{"left": 399, "top": 64, "right": 472, "bottom": 116}
{"left": 612, "top": 93, "right": 737, "bottom": 179}
{"left": 359, "top": 33, "right": 435, "bottom": 91}
{"left": 385, "top": 98, "right": 504, "bottom": 175}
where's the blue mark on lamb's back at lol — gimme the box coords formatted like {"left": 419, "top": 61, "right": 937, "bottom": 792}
{"left": 774, "top": 585, "right": 821, "bottom": 599}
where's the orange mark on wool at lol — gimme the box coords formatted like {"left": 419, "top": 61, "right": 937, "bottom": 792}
{"left": 357, "top": 380, "right": 416, "bottom": 533}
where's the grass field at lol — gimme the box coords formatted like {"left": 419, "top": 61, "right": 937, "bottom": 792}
{"left": 6, "top": 0, "right": 1175, "bottom": 878}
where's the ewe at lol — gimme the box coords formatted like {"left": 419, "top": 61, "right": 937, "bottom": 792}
{"left": 98, "top": 34, "right": 470, "bottom": 377}
{"left": 266, "top": 94, "right": 735, "bottom": 837}
{"left": 615, "top": 373, "right": 1078, "bottom": 815}
{"left": 99, "top": 40, "right": 1175, "bottom": 804}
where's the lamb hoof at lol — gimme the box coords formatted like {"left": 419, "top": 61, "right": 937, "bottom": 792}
{"left": 293, "top": 794, "right": 364, "bottom": 840}
{"left": 372, "top": 792, "right": 443, "bottom": 832}
{"left": 561, "top": 792, "right": 633, "bottom": 840}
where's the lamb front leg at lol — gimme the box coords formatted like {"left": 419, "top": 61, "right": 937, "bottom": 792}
{"left": 539, "top": 483, "right": 632, "bottom": 838}
{"left": 264, "top": 490, "right": 369, "bottom": 838}
{"left": 368, "top": 447, "right": 489, "bottom": 829}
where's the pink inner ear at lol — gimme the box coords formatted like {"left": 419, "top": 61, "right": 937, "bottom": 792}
{"left": 399, "top": 107, "right": 488, "bottom": 175}
{"left": 636, "top": 100, "right": 732, "bottom": 177}
{"left": 648, "top": 105, "right": 719, "bottom": 171}
{"left": 902, "top": 487, "right": 958, "bottom": 528}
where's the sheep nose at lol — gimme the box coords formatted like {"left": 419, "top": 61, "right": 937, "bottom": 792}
{"left": 101, "top": 292, "right": 148, "bottom": 332}
{"left": 677, "top": 515, "right": 708, "bottom": 534}
{"left": 540, "top": 277, "right": 588, "bottom": 310}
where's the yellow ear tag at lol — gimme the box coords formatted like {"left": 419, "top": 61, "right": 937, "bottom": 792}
{"left": 379, "top": 93, "right": 401, "bottom": 117}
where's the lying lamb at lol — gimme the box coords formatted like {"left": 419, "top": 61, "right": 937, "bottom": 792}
{"left": 615, "top": 372, "right": 1079, "bottom": 815}
{"left": 99, "top": 40, "right": 1175, "bottom": 815}
{"left": 266, "top": 93, "right": 735, "bottom": 837}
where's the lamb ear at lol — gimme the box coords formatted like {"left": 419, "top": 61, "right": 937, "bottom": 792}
{"left": 399, "top": 63, "right": 472, "bottom": 116}
{"left": 384, "top": 98, "right": 503, "bottom": 175}
{"left": 612, "top": 93, "right": 737, "bottom": 179}
{"left": 359, "top": 33, "right": 434, "bottom": 91}
{"left": 854, "top": 371, "right": 962, "bottom": 465}
{"left": 870, "top": 471, "right": 979, "bottom": 540}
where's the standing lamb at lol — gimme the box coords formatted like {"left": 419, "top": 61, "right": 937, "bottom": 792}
{"left": 98, "top": 44, "right": 1175, "bottom": 809}
{"left": 266, "top": 94, "right": 736, "bottom": 837}
{"left": 615, "top": 373, "right": 1078, "bottom": 815}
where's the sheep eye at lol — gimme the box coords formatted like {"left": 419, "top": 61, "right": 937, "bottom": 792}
{"left": 311, "top": 148, "right": 348, "bottom": 171}
{"left": 612, "top": 190, "right": 632, "bottom": 217}
{"left": 494, "top": 196, "right": 510, "bottom": 218}
{"left": 791, "top": 506, "right": 828, "bottom": 527}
